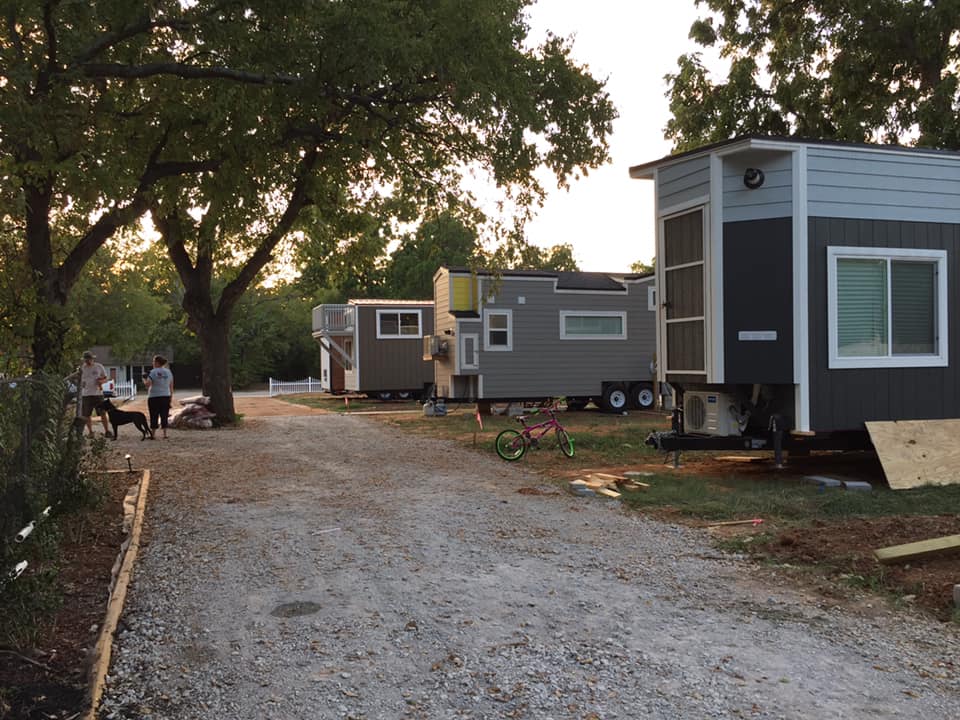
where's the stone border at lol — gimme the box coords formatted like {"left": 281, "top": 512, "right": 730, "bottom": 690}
{"left": 82, "top": 469, "right": 151, "bottom": 720}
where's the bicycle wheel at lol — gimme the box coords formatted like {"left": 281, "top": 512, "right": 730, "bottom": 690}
{"left": 495, "top": 429, "right": 527, "bottom": 461}
{"left": 556, "top": 428, "right": 575, "bottom": 457}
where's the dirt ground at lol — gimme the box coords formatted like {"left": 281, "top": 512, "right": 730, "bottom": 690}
{"left": 3, "top": 396, "right": 959, "bottom": 718}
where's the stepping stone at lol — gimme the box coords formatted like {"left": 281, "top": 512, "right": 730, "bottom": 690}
{"left": 842, "top": 480, "right": 872, "bottom": 492}
{"left": 803, "top": 475, "right": 843, "bottom": 488}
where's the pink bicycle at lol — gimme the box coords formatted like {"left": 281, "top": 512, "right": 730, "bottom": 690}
{"left": 495, "top": 405, "right": 575, "bottom": 461}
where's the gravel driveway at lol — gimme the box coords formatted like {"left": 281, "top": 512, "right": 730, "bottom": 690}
{"left": 98, "top": 414, "right": 959, "bottom": 719}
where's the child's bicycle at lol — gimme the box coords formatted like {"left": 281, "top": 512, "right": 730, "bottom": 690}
{"left": 495, "top": 403, "right": 574, "bottom": 461}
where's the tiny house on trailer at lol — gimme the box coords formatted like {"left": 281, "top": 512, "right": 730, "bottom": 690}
{"left": 630, "top": 136, "right": 960, "bottom": 462}
{"left": 429, "top": 266, "right": 657, "bottom": 411}
{"left": 312, "top": 299, "right": 435, "bottom": 400}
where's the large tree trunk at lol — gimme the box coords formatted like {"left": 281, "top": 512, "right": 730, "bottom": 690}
{"left": 197, "top": 314, "right": 237, "bottom": 423}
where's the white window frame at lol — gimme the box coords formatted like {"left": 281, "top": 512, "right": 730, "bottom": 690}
{"left": 559, "top": 310, "right": 628, "bottom": 340}
{"left": 375, "top": 309, "right": 423, "bottom": 339}
{"left": 827, "top": 246, "right": 948, "bottom": 369}
{"left": 647, "top": 285, "right": 657, "bottom": 312}
{"left": 483, "top": 308, "right": 513, "bottom": 351}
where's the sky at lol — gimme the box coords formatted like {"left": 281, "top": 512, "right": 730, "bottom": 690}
{"left": 521, "top": 0, "right": 709, "bottom": 272}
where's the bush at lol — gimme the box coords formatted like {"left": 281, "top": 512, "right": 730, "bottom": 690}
{"left": 0, "top": 373, "right": 104, "bottom": 646}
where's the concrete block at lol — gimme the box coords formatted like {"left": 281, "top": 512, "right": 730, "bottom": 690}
{"left": 842, "top": 480, "right": 872, "bottom": 492}
{"left": 953, "top": 584, "right": 960, "bottom": 608}
{"left": 803, "top": 475, "right": 843, "bottom": 488}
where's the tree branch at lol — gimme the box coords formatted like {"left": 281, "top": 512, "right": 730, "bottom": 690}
{"left": 36, "top": 0, "right": 60, "bottom": 93}
{"left": 218, "top": 149, "right": 320, "bottom": 314}
{"left": 80, "top": 62, "right": 301, "bottom": 85}
{"left": 72, "top": 16, "right": 190, "bottom": 66}
{"left": 5, "top": 10, "right": 25, "bottom": 63}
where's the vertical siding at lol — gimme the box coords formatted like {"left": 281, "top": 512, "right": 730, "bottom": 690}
{"left": 722, "top": 218, "right": 793, "bottom": 383}
{"left": 658, "top": 155, "right": 710, "bottom": 211}
{"left": 808, "top": 146, "right": 960, "bottom": 224}
{"left": 722, "top": 150, "right": 793, "bottom": 222}
{"left": 808, "top": 217, "right": 960, "bottom": 430}
{"left": 464, "top": 277, "right": 657, "bottom": 399}
{"left": 356, "top": 306, "right": 434, "bottom": 392}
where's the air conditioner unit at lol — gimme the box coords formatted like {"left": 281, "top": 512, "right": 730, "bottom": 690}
{"left": 423, "top": 335, "right": 449, "bottom": 360}
{"left": 683, "top": 391, "right": 741, "bottom": 436}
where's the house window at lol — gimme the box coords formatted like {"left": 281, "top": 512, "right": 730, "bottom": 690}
{"left": 483, "top": 309, "right": 512, "bottom": 351}
{"left": 647, "top": 285, "right": 656, "bottom": 312}
{"left": 559, "top": 311, "right": 627, "bottom": 340}
{"left": 341, "top": 338, "right": 354, "bottom": 370}
{"left": 376, "top": 309, "right": 423, "bottom": 339}
{"left": 827, "top": 246, "right": 948, "bottom": 369}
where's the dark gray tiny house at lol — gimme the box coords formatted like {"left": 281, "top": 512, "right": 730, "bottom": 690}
{"left": 430, "top": 267, "right": 657, "bottom": 411}
{"left": 312, "top": 299, "right": 435, "bottom": 399}
{"left": 631, "top": 136, "right": 960, "bottom": 441}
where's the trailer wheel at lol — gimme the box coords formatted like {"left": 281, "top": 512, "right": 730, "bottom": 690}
{"left": 566, "top": 398, "right": 588, "bottom": 412}
{"left": 600, "top": 383, "right": 628, "bottom": 413}
{"left": 377, "top": 391, "right": 393, "bottom": 401}
{"left": 629, "top": 382, "right": 655, "bottom": 410}
{"left": 398, "top": 391, "right": 412, "bottom": 400}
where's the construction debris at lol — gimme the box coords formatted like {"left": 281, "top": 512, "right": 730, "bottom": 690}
{"left": 706, "top": 518, "right": 764, "bottom": 528}
{"left": 874, "top": 534, "right": 960, "bottom": 565}
{"left": 568, "top": 472, "right": 650, "bottom": 498}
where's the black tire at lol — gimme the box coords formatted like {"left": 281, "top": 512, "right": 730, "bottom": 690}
{"left": 556, "top": 428, "right": 575, "bottom": 457}
{"left": 600, "top": 383, "right": 628, "bottom": 413}
{"left": 377, "top": 391, "right": 393, "bottom": 401}
{"left": 495, "top": 429, "right": 527, "bottom": 461}
{"left": 566, "top": 398, "right": 588, "bottom": 412}
{"left": 397, "top": 391, "right": 412, "bottom": 400}
{"left": 629, "top": 382, "right": 656, "bottom": 410}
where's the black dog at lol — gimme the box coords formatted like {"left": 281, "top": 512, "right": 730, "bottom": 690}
{"left": 96, "top": 399, "right": 154, "bottom": 441}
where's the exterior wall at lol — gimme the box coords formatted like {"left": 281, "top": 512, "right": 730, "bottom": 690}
{"left": 722, "top": 150, "right": 793, "bottom": 223}
{"left": 808, "top": 217, "right": 960, "bottom": 431}
{"left": 722, "top": 218, "right": 794, "bottom": 383}
{"left": 433, "top": 270, "right": 457, "bottom": 397}
{"left": 807, "top": 145, "right": 960, "bottom": 224}
{"left": 463, "top": 277, "right": 656, "bottom": 399}
{"left": 355, "top": 305, "right": 434, "bottom": 393}
{"left": 658, "top": 154, "right": 710, "bottom": 211}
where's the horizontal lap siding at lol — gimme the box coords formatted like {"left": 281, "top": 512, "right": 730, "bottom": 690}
{"left": 659, "top": 156, "right": 710, "bottom": 211}
{"left": 809, "top": 218, "right": 960, "bottom": 431}
{"left": 722, "top": 150, "right": 793, "bottom": 222}
{"left": 433, "top": 272, "right": 455, "bottom": 395}
{"left": 477, "top": 279, "right": 657, "bottom": 398}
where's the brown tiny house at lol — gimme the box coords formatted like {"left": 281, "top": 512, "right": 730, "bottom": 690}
{"left": 312, "top": 299, "right": 435, "bottom": 400}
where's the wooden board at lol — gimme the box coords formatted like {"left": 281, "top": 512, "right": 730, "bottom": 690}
{"left": 715, "top": 456, "right": 765, "bottom": 463}
{"left": 874, "top": 534, "right": 960, "bottom": 564}
{"left": 596, "top": 487, "right": 622, "bottom": 498}
{"left": 866, "top": 419, "right": 960, "bottom": 490}
{"left": 591, "top": 472, "right": 627, "bottom": 482}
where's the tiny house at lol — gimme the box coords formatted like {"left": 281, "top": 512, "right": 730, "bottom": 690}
{"left": 630, "top": 136, "right": 960, "bottom": 447}
{"left": 312, "top": 299, "right": 435, "bottom": 399}
{"left": 430, "top": 267, "right": 657, "bottom": 411}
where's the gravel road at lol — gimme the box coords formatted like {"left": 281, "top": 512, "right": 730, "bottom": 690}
{"left": 98, "top": 414, "right": 960, "bottom": 719}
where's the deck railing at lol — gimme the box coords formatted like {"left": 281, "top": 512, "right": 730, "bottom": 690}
{"left": 312, "top": 304, "right": 354, "bottom": 334}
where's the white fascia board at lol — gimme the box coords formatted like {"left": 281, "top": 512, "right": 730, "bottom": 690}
{"left": 792, "top": 146, "right": 811, "bottom": 431}
{"left": 708, "top": 156, "right": 723, "bottom": 383}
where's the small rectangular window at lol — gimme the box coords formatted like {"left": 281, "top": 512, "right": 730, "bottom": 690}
{"left": 560, "top": 311, "right": 627, "bottom": 340}
{"left": 376, "top": 309, "right": 423, "bottom": 339}
{"left": 828, "top": 246, "right": 947, "bottom": 369}
{"left": 483, "top": 309, "right": 512, "bottom": 351}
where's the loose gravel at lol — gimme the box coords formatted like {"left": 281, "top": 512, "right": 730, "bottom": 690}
{"left": 98, "top": 414, "right": 960, "bottom": 719}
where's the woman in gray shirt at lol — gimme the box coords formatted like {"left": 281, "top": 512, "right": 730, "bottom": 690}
{"left": 144, "top": 355, "right": 174, "bottom": 439}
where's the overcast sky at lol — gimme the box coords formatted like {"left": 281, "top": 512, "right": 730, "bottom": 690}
{"left": 522, "top": 0, "right": 708, "bottom": 271}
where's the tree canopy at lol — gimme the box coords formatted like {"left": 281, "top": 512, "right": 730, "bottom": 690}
{"left": 1, "top": 1, "right": 615, "bottom": 417}
{"left": 665, "top": 1, "right": 960, "bottom": 152}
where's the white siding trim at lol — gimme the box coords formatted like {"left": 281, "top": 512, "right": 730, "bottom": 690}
{"left": 826, "top": 246, "right": 949, "bottom": 369}
{"left": 709, "top": 155, "right": 723, "bottom": 383}
{"left": 559, "top": 311, "right": 628, "bottom": 340}
{"left": 792, "top": 147, "right": 811, "bottom": 431}
{"left": 482, "top": 308, "right": 513, "bottom": 352}
{"left": 659, "top": 194, "right": 711, "bottom": 218}
{"left": 653, "top": 168, "right": 665, "bottom": 386}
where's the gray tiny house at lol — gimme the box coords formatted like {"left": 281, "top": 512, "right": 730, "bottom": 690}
{"left": 312, "top": 299, "right": 435, "bottom": 399}
{"left": 630, "top": 136, "right": 960, "bottom": 449}
{"left": 430, "top": 267, "right": 657, "bottom": 411}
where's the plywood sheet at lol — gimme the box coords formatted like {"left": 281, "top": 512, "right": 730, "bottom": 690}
{"left": 866, "top": 419, "right": 960, "bottom": 490}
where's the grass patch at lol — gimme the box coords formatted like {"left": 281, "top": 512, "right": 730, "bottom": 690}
{"left": 280, "top": 394, "right": 422, "bottom": 413}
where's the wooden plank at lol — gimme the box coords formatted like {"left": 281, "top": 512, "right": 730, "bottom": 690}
{"left": 592, "top": 472, "right": 627, "bottom": 482}
{"left": 715, "top": 456, "right": 765, "bottom": 463}
{"left": 874, "top": 534, "right": 960, "bottom": 565}
{"left": 706, "top": 518, "right": 764, "bottom": 527}
{"left": 866, "top": 419, "right": 960, "bottom": 490}
{"left": 83, "top": 469, "right": 151, "bottom": 720}
{"left": 596, "top": 487, "right": 622, "bottom": 498}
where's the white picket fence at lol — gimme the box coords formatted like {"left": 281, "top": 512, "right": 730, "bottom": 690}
{"left": 268, "top": 377, "right": 324, "bottom": 397}
{"left": 105, "top": 379, "right": 137, "bottom": 401}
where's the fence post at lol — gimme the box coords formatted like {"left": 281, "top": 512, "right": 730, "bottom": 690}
{"left": 268, "top": 378, "right": 274, "bottom": 397}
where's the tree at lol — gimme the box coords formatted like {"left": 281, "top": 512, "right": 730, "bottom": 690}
{"left": 665, "top": 1, "right": 960, "bottom": 152}
{"left": 630, "top": 259, "right": 654, "bottom": 275}
{"left": 2, "top": 1, "right": 614, "bottom": 420}
{"left": 383, "top": 210, "right": 484, "bottom": 300}
{"left": 487, "top": 236, "right": 580, "bottom": 271}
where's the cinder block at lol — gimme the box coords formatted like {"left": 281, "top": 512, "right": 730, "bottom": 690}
{"left": 842, "top": 480, "right": 872, "bottom": 492}
{"left": 803, "top": 475, "right": 843, "bottom": 488}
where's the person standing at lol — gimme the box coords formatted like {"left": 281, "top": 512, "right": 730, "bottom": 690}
{"left": 144, "top": 355, "right": 174, "bottom": 439}
{"left": 79, "top": 350, "right": 111, "bottom": 438}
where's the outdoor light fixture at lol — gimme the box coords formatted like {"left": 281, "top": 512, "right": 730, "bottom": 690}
{"left": 743, "top": 167, "right": 765, "bottom": 189}
{"left": 125, "top": 453, "right": 133, "bottom": 472}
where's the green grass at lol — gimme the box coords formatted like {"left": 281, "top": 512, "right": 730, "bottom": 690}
{"left": 619, "top": 473, "right": 960, "bottom": 522}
